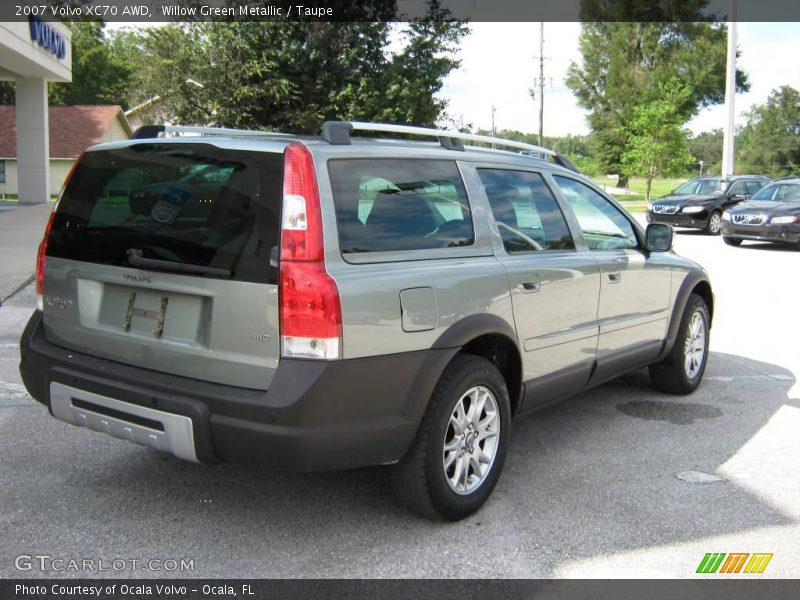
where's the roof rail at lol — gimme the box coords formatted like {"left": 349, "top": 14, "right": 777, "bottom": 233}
{"left": 322, "top": 120, "right": 556, "bottom": 157}
{"left": 131, "top": 124, "right": 294, "bottom": 140}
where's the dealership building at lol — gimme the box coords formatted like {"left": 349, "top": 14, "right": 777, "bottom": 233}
{"left": 0, "top": 18, "right": 72, "bottom": 203}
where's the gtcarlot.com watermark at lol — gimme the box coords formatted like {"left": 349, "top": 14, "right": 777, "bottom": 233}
{"left": 15, "top": 554, "right": 194, "bottom": 573}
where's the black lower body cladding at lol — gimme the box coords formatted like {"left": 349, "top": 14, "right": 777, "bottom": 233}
{"left": 19, "top": 311, "right": 457, "bottom": 470}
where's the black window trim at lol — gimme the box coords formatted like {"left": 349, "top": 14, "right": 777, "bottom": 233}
{"left": 325, "top": 157, "right": 487, "bottom": 264}
{"left": 549, "top": 172, "right": 646, "bottom": 252}
{"left": 474, "top": 165, "right": 578, "bottom": 256}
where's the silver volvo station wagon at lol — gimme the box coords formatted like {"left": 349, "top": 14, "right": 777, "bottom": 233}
{"left": 20, "top": 122, "right": 713, "bottom": 520}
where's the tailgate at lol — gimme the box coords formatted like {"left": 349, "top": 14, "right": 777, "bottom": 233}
{"left": 42, "top": 142, "right": 283, "bottom": 390}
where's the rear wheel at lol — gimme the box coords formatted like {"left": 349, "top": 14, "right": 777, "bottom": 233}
{"left": 705, "top": 210, "right": 722, "bottom": 235}
{"left": 650, "top": 294, "right": 710, "bottom": 395}
{"left": 723, "top": 236, "right": 742, "bottom": 247}
{"left": 390, "top": 354, "right": 511, "bottom": 520}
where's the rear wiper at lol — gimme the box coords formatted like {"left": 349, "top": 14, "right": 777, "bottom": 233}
{"left": 126, "top": 248, "right": 231, "bottom": 277}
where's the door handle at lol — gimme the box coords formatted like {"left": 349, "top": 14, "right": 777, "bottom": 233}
{"left": 517, "top": 274, "right": 541, "bottom": 293}
{"left": 607, "top": 271, "right": 621, "bottom": 283}
{"left": 612, "top": 256, "right": 628, "bottom": 264}
{"left": 520, "top": 281, "right": 541, "bottom": 292}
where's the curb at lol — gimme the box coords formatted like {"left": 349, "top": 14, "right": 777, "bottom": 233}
{"left": 0, "top": 275, "right": 34, "bottom": 307}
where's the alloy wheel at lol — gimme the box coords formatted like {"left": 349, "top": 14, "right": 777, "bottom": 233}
{"left": 684, "top": 311, "right": 706, "bottom": 379}
{"left": 442, "top": 385, "right": 500, "bottom": 495}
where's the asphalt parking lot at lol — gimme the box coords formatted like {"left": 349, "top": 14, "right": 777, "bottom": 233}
{"left": 1, "top": 230, "right": 798, "bottom": 579}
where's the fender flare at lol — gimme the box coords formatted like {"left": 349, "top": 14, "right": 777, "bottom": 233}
{"left": 659, "top": 269, "right": 714, "bottom": 361}
{"left": 432, "top": 313, "right": 520, "bottom": 351}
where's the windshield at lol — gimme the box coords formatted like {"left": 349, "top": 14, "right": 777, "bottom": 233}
{"left": 673, "top": 179, "right": 724, "bottom": 195}
{"left": 751, "top": 182, "right": 800, "bottom": 202}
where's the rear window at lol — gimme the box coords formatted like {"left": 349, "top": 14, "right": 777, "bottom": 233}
{"left": 47, "top": 143, "right": 282, "bottom": 284}
{"left": 328, "top": 159, "right": 474, "bottom": 253}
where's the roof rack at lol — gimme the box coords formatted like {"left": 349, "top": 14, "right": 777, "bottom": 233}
{"left": 322, "top": 120, "right": 555, "bottom": 155}
{"left": 320, "top": 120, "right": 581, "bottom": 174}
{"left": 130, "top": 121, "right": 581, "bottom": 174}
{"left": 131, "top": 124, "right": 295, "bottom": 140}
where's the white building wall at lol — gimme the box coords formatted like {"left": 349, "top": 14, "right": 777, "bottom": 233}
{"left": 0, "top": 159, "right": 71, "bottom": 198}
{"left": 49, "top": 159, "right": 74, "bottom": 196}
{"left": 0, "top": 159, "right": 19, "bottom": 197}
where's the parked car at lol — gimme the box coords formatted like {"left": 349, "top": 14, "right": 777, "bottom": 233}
{"left": 20, "top": 122, "right": 714, "bottom": 520}
{"left": 721, "top": 178, "right": 800, "bottom": 248}
{"left": 646, "top": 175, "right": 769, "bottom": 235}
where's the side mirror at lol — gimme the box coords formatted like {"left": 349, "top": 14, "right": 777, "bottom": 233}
{"left": 645, "top": 223, "right": 673, "bottom": 252}
{"left": 730, "top": 194, "right": 747, "bottom": 201}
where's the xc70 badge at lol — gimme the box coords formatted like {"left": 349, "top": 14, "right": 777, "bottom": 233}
{"left": 44, "top": 296, "right": 72, "bottom": 309}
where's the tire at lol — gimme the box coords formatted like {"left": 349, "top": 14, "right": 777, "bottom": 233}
{"left": 705, "top": 210, "right": 722, "bottom": 235}
{"left": 723, "top": 236, "right": 742, "bottom": 247}
{"left": 390, "top": 354, "right": 511, "bottom": 521}
{"left": 649, "top": 294, "right": 710, "bottom": 395}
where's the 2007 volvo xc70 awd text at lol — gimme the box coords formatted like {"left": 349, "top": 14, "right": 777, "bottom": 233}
{"left": 20, "top": 121, "right": 713, "bottom": 520}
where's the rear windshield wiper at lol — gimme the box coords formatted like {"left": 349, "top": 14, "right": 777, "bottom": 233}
{"left": 126, "top": 248, "right": 231, "bottom": 277}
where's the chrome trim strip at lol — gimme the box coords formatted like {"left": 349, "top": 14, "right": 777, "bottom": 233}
{"left": 652, "top": 204, "right": 680, "bottom": 215}
{"left": 732, "top": 213, "right": 765, "bottom": 225}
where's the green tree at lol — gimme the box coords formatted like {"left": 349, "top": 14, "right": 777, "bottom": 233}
{"left": 370, "top": 2, "right": 469, "bottom": 126}
{"left": 620, "top": 80, "right": 695, "bottom": 201}
{"left": 689, "top": 129, "right": 723, "bottom": 175}
{"left": 121, "top": 1, "right": 467, "bottom": 133}
{"left": 48, "top": 22, "right": 133, "bottom": 107}
{"left": 117, "top": 24, "right": 208, "bottom": 123}
{"left": 738, "top": 86, "right": 800, "bottom": 176}
{"left": 566, "top": 15, "right": 748, "bottom": 183}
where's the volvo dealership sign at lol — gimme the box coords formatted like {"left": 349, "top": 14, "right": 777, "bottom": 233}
{"left": 28, "top": 16, "right": 67, "bottom": 60}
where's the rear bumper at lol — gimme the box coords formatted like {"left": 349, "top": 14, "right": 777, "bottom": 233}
{"left": 20, "top": 311, "right": 454, "bottom": 470}
{"left": 720, "top": 222, "right": 800, "bottom": 244}
{"left": 647, "top": 211, "right": 708, "bottom": 229}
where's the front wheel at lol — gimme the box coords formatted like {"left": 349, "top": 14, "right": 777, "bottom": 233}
{"left": 649, "top": 294, "right": 710, "bottom": 395}
{"left": 723, "top": 236, "right": 742, "bottom": 247}
{"left": 390, "top": 354, "right": 511, "bottom": 520}
{"left": 705, "top": 210, "right": 722, "bottom": 235}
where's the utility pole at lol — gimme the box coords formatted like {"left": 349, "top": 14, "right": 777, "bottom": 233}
{"left": 491, "top": 104, "right": 497, "bottom": 148}
{"left": 538, "top": 22, "right": 545, "bottom": 147}
{"left": 530, "top": 23, "right": 547, "bottom": 147}
{"left": 721, "top": 1, "right": 737, "bottom": 177}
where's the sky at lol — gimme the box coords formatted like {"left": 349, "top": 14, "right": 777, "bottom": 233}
{"left": 111, "top": 21, "right": 800, "bottom": 138}
{"left": 440, "top": 22, "right": 800, "bottom": 138}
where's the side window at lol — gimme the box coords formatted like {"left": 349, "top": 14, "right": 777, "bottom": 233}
{"left": 727, "top": 180, "right": 748, "bottom": 197}
{"left": 329, "top": 159, "right": 473, "bottom": 253}
{"left": 478, "top": 169, "right": 574, "bottom": 252}
{"left": 552, "top": 176, "right": 639, "bottom": 251}
{"left": 745, "top": 181, "right": 764, "bottom": 196}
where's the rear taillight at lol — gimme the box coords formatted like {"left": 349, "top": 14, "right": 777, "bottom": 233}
{"left": 36, "top": 153, "right": 81, "bottom": 311}
{"left": 35, "top": 211, "right": 56, "bottom": 308}
{"left": 279, "top": 143, "right": 342, "bottom": 360}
